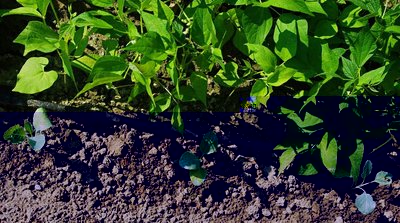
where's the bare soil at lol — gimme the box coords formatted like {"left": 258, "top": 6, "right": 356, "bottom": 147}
{"left": 0, "top": 111, "right": 399, "bottom": 222}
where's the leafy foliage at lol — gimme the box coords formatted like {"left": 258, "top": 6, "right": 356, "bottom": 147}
{"left": 3, "top": 108, "right": 52, "bottom": 151}
{"left": 179, "top": 130, "right": 218, "bottom": 186}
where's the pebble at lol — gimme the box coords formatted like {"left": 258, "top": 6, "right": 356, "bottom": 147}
{"left": 262, "top": 208, "right": 271, "bottom": 217}
{"left": 384, "top": 211, "right": 394, "bottom": 221}
{"left": 334, "top": 216, "right": 343, "bottom": 223}
{"left": 276, "top": 196, "right": 286, "bottom": 207}
{"left": 34, "top": 184, "right": 42, "bottom": 191}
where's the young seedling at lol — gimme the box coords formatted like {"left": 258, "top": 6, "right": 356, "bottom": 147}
{"left": 3, "top": 107, "right": 52, "bottom": 152}
{"left": 354, "top": 160, "right": 393, "bottom": 215}
{"left": 179, "top": 130, "right": 218, "bottom": 186}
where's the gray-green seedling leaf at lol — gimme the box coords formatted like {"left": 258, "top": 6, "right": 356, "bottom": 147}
{"left": 319, "top": 132, "right": 338, "bottom": 175}
{"left": 273, "top": 13, "right": 298, "bottom": 61}
{"left": 355, "top": 192, "right": 376, "bottom": 215}
{"left": 191, "top": 6, "right": 217, "bottom": 46}
{"left": 3, "top": 124, "right": 26, "bottom": 144}
{"left": 33, "top": 108, "right": 52, "bottom": 132}
{"left": 200, "top": 131, "right": 218, "bottom": 155}
{"left": 190, "top": 168, "right": 207, "bottom": 186}
{"left": 13, "top": 57, "right": 58, "bottom": 94}
{"left": 179, "top": 151, "right": 201, "bottom": 170}
{"left": 361, "top": 160, "right": 372, "bottom": 182}
{"left": 28, "top": 133, "right": 45, "bottom": 152}
{"left": 374, "top": 171, "right": 392, "bottom": 186}
{"left": 14, "top": 21, "right": 59, "bottom": 56}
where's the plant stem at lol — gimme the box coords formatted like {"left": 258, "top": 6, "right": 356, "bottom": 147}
{"left": 50, "top": 0, "right": 60, "bottom": 25}
{"left": 370, "top": 136, "right": 392, "bottom": 154}
{"left": 355, "top": 181, "right": 374, "bottom": 189}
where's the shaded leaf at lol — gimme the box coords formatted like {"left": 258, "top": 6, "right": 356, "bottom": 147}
{"left": 190, "top": 168, "right": 207, "bottom": 186}
{"left": 179, "top": 151, "right": 200, "bottom": 170}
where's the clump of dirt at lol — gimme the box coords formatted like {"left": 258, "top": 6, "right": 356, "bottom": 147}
{"left": 0, "top": 112, "right": 398, "bottom": 222}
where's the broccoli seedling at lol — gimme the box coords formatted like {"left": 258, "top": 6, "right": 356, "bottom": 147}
{"left": 354, "top": 160, "right": 393, "bottom": 215}
{"left": 3, "top": 107, "right": 52, "bottom": 151}
{"left": 179, "top": 130, "right": 218, "bottom": 186}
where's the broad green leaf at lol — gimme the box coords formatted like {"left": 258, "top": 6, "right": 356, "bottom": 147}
{"left": 349, "top": 0, "right": 381, "bottom": 15}
{"left": 3, "top": 125, "right": 26, "bottom": 144}
{"left": 298, "top": 163, "right": 318, "bottom": 175}
{"left": 13, "top": 57, "right": 58, "bottom": 94}
{"left": 88, "top": 56, "right": 127, "bottom": 81}
{"left": 190, "top": 168, "right": 207, "bottom": 186}
{"left": 33, "top": 108, "right": 52, "bottom": 132}
{"left": 190, "top": 72, "right": 207, "bottom": 106}
{"left": 75, "top": 56, "right": 127, "bottom": 98}
{"left": 267, "top": 66, "right": 296, "bottom": 87}
{"left": 374, "top": 171, "right": 393, "bottom": 186}
{"left": 37, "top": 0, "right": 51, "bottom": 17}
{"left": 172, "top": 104, "right": 184, "bottom": 134}
{"left": 273, "top": 13, "right": 298, "bottom": 61}
{"left": 191, "top": 6, "right": 217, "bottom": 46}
{"left": 341, "top": 57, "right": 358, "bottom": 79}
{"left": 339, "top": 5, "right": 368, "bottom": 28}
{"left": 361, "top": 160, "right": 372, "bottom": 182}
{"left": 349, "top": 28, "right": 377, "bottom": 67}
{"left": 233, "top": 6, "right": 273, "bottom": 54}
{"left": 358, "top": 65, "right": 389, "bottom": 86}
{"left": 319, "top": 132, "right": 338, "bottom": 175}
{"left": 130, "top": 61, "right": 160, "bottom": 81}
{"left": 28, "top": 133, "right": 46, "bottom": 151}
{"left": 128, "top": 83, "right": 145, "bottom": 103}
{"left": 173, "top": 86, "right": 196, "bottom": 102}
{"left": 349, "top": 139, "right": 364, "bottom": 184}
{"left": 142, "top": 11, "right": 170, "bottom": 40}
{"left": 150, "top": 93, "right": 171, "bottom": 113}
{"left": 314, "top": 20, "right": 338, "bottom": 39}
{"left": 72, "top": 11, "right": 113, "bottom": 29}
{"left": 59, "top": 39, "right": 76, "bottom": 86}
{"left": 321, "top": 43, "right": 339, "bottom": 74}
{"left": 85, "top": 0, "right": 114, "bottom": 7}
{"left": 287, "top": 112, "right": 323, "bottom": 129}
{"left": 247, "top": 43, "right": 277, "bottom": 73}
{"left": 1, "top": 7, "right": 42, "bottom": 18}
{"left": 250, "top": 79, "right": 268, "bottom": 97}
{"left": 355, "top": 192, "right": 376, "bottom": 215}
{"left": 17, "top": 0, "right": 37, "bottom": 8}
{"left": 278, "top": 148, "right": 296, "bottom": 174}
{"left": 261, "top": 0, "right": 313, "bottom": 16}
{"left": 24, "top": 119, "right": 33, "bottom": 136}
{"left": 124, "top": 32, "right": 168, "bottom": 61}
{"left": 200, "top": 131, "right": 218, "bottom": 155}
{"left": 214, "top": 12, "right": 235, "bottom": 48}
{"left": 72, "top": 54, "right": 100, "bottom": 74}
{"left": 167, "top": 58, "right": 179, "bottom": 94}
{"left": 155, "top": 0, "right": 174, "bottom": 26}
{"left": 179, "top": 152, "right": 200, "bottom": 170}
{"left": 214, "top": 62, "right": 243, "bottom": 87}
{"left": 384, "top": 26, "right": 400, "bottom": 35}
{"left": 14, "top": 21, "right": 59, "bottom": 56}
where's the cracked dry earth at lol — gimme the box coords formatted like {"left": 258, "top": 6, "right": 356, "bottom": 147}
{"left": 0, "top": 112, "right": 399, "bottom": 222}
